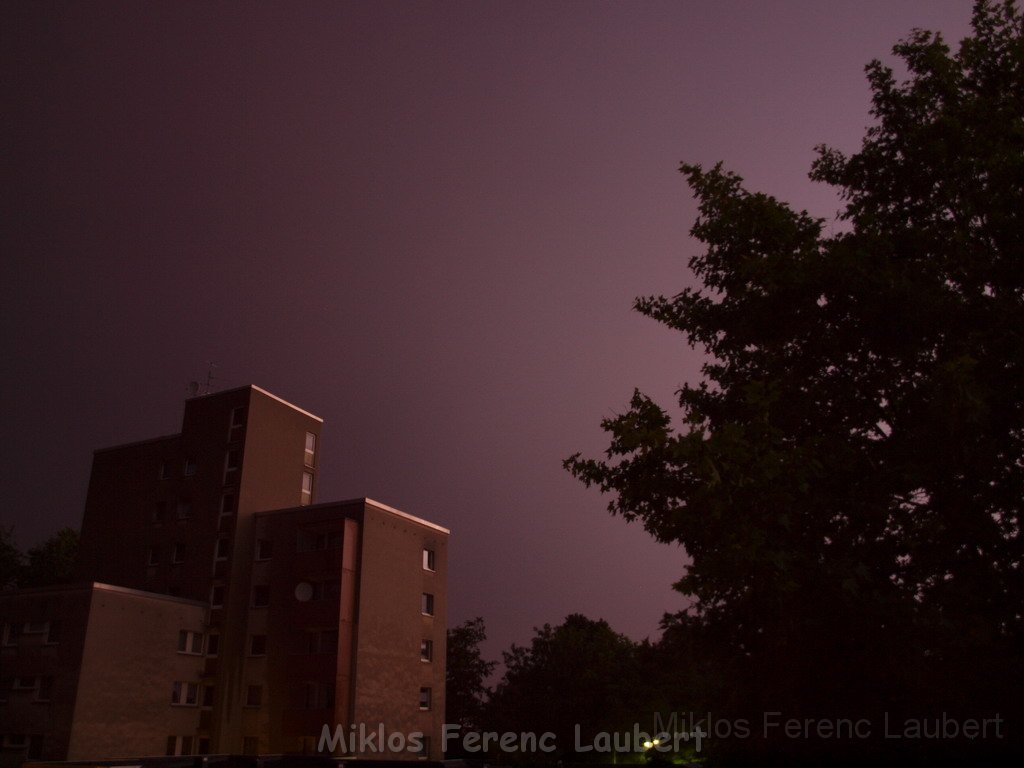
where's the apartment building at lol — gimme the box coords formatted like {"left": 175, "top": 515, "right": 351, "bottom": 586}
{"left": 0, "top": 386, "right": 448, "bottom": 763}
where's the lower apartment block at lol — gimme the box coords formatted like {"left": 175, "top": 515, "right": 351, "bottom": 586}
{"left": 0, "top": 498, "right": 448, "bottom": 764}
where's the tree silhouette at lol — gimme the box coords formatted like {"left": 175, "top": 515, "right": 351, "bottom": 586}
{"left": 567, "top": 2, "right": 1022, "bottom": 764}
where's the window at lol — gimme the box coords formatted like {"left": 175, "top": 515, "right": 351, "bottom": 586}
{"left": 152, "top": 501, "right": 167, "bottom": 524}
{"left": 255, "top": 539, "right": 273, "bottom": 560}
{"left": 210, "top": 585, "right": 225, "bottom": 608}
{"left": 242, "top": 737, "right": 259, "bottom": 756}
{"left": 23, "top": 622, "right": 47, "bottom": 635}
{"left": 309, "top": 628, "right": 338, "bottom": 654}
{"left": 28, "top": 735, "right": 43, "bottom": 760}
{"left": 176, "top": 500, "right": 192, "bottom": 520}
{"left": 159, "top": 462, "right": 172, "bottom": 480}
{"left": 418, "top": 736, "right": 431, "bottom": 760}
{"left": 220, "top": 493, "right": 236, "bottom": 516}
{"left": 2, "top": 622, "right": 19, "bottom": 646}
{"left": 296, "top": 529, "right": 341, "bottom": 552}
{"left": 206, "top": 633, "right": 220, "bottom": 657}
{"left": 252, "top": 585, "right": 269, "bottom": 608}
{"left": 214, "top": 538, "right": 230, "bottom": 561}
{"left": 178, "top": 630, "right": 204, "bottom": 655}
{"left": 224, "top": 450, "right": 241, "bottom": 484}
{"left": 304, "top": 432, "right": 317, "bottom": 467}
{"left": 303, "top": 681, "right": 335, "bottom": 710}
{"left": 249, "top": 634, "right": 267, "bottom": 656}
{"left": 147, "top": 546, "right": 160, "bottom": 566}
{"left": 45, "top": 621, "right": 60, "bottom": 644}
{"left": 198, "top": 737, "right": 211, "bottom": 755}
{"left": 422, "top": 548, "right": 436, "bottom": 571}
{"left": 419, "top": 686, "right": 432, "bottom": 710}
{"left": 245, "top": 685, "right": 263, "bottom": 707}
{"left": 34, "top": 677, "right": 52, "bottom": 702}
{"left": 421, "top": 593, "right": 434, "bottom": 616}
{"left": 13, "top": 676, "right": 38, "bottom": 690}
{"left": 229, "top": 407, "right": 246, "bottom": 442}
{"left": 171, "top": 681, "right": 199, "bottom": 706}
{"left": 420, "top": 639, "right": 433, "bottom": 662}
{"left": 172, "top": 543, "right": 186, "bottom": 564}
{"left": 3, "top": 734, "right": 29, "bottom": 749}
{"left": 202, "top": 685, "right": 215, "bottom": 708}
{"left": 167, "top": 736, "right": 195, "bottom": 756}
{"left": 183, "top": 458, "right": 197, "bottom": 476}
{"left": 301, "top": 471, "right": 313, "bottom": 505}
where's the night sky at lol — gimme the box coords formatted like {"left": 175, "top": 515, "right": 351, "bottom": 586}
{"left": 1, "top": 1, "right": 973, "bottom": 660}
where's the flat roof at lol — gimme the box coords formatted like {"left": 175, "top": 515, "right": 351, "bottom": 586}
{"left": 186, "top": 384, "right": 323, "bottom": 423}
{"left": 0, "top": 581, "right": 206, "bottom": 608}
{"left": 94, "top": 432, "right": 180, "bottom": 454}
{"left": 255, "top": 496, "right": 450, "bottom": 535}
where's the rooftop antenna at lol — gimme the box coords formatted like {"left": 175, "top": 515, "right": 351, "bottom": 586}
{"left": 204, "top": 362, "right": 218, "bottom": 395}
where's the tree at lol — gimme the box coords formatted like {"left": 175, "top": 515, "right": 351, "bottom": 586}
{"left": 567, "top": 2, "right": 1022, "bottom": 764}
{"left": 20, "top": 527, "right": 79, "bottom": 587}
{"left": 446, "top": 617, "right": 497, "bottom": 735}
{"left": 0, "top": 526, "right": 23, "bottom": 589}
{"left": 486, "top": 614, "right": 642, "bottom": 761}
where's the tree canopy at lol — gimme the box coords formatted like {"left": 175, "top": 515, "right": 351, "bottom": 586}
{"left": 446, "top": 617, "right": 497, "bottom": 734}
{"left": 567, "top": 2, "right": 1022, "bottom": 763}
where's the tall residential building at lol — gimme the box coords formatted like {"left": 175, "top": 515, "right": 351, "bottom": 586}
{"left": 1, "top": 386, "right": 448, "bottom": 763}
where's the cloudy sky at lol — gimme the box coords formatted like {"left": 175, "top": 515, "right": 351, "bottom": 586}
{"left": 1, "top": 0, "right": 973, "bottom": 658}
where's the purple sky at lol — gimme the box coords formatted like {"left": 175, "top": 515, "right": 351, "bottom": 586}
{"left": 1, "top": 1, "right": 973, "bottom": 660}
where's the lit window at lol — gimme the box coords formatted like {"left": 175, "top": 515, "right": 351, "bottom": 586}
{"left": 301, "top": 471, "right": 313, "bottom": 505}
{"left": 249, "top": 634, "right": 267, "bottom": 656}
{"left": 422, "top": 548, "right": 436, "bottom": 571}
{"left": 420, "top": 639, "right": 433, "bottom": 662}
{"left": 183, "top": 458, "right": 197, "bottom": 477}
{"left": 172, "top": 543, "right": 186, "bottom": 563}
{"left": 171, "top": 681, "right": 199, "bottom": 706}
{"left": 178, "top": 630, "right": 204, "bottom": 655}
{"left": 304, "top": 432, "right": 317, "bottom": 467}
{"left": 147, "top": 546, "right": 160, "bottom": 566}
{"left": 252, "top": 585, "right": 270, "bottom": 608}
{"left": 255, "top": 539, "right": 273, "bottom": 560}
{"left": 421, "top": 593, "right": 434, "bottom": 616}
{"left": 419, "top": 686, "right": 432, "bottom": 710}
{"left": 245, "top": 685, "right": 263, "bottom": 707}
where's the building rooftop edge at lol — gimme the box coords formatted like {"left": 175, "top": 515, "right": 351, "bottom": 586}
{"left": 185, "top": 384, "right": 323, "bottom": 423}
{"left": 254, "top": 496, "right": 450, "bottom": 535}
{"left": 94, "top": 433, "right": 181, "bottom": 454}
{"left": 0, "top": 581, "right": 207, "bottom": 608}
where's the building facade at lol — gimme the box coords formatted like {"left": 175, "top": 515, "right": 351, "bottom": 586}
{"left": 1, "top": 386, "right": 448, "bottom": 763}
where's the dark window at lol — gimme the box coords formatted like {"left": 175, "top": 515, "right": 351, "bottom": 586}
{"left": 420, "top": 639, "right": 433, "bottom": 662}
{"left": 246, "top": 685, "right": 263, "bottom": 707}
{"left": 252, "top": 585, "right": 269, "bottom": 608}
{"left": 250, "top": 634, "right": 267, "bottom": 656}
{"left": 256, "top": 539, "right": 273, "bottom": 560}
{"left": 421, "top": 593, "right": 434, "bottom": 616}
